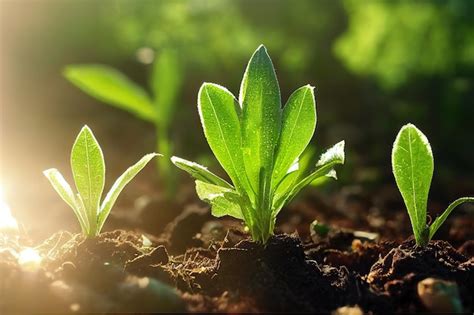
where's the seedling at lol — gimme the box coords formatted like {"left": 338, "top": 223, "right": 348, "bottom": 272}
{"left": 392, "top": 124, "right": 473, "bottom": 246}
{"left": 44, "top": 126, "right": 158, "bottom": 237}
{"left": 64, "top": 50, "right": 181, "bottom": 195}
{"left": 172, "top": 45, "right": 345, "bottom": 243}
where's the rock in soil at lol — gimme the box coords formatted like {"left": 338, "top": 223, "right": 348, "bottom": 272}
{"left": 367, "top": 239, "right": 474, "bottom": 312}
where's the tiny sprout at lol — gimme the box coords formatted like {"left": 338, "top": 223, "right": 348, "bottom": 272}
{"left": 44, "top": 125, "right": 159, "bottom": 237}
{"left": 392, "top": 123, "right": 473, "bottom": 247}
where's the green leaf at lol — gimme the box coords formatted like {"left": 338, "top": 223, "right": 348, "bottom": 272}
{"left": 43, "top": 168, "right": 89, "bottom": 234}
{"left": 392, "top": 124, "right": 434, "bottom": 245}
{"left": 195, "top": 180, "right": 243, "bottom": 219}
{"left": 71, "top": 126, "right": 105, "bottom": 232}
{"left": 239, "top": 45, "right": 282, "bottom": 194}
{"left": 273, "top": 159, "right": 300, "bottom": 198}
{"left": 170, "top": 156, "right": 233, "bottom": 189}
{"left": 429, "top": 197, "right": 474, "bottom": 240}
{"left": 272, "top": 85, "right": 316, "bottom": 188}
{"left": 98, "top": 153, "right": 158, "bottom": 232}
{"left": 64, "top": 65, "right": 155, "bottom": 122}
{"left": 198, "top": 83, "right": 251, "bottom": 194}
{"left": 152, "top": 50, "right": 182, "bottom": 128}
{"left": 273, "top": 141, "right": 345, "bottom": 211}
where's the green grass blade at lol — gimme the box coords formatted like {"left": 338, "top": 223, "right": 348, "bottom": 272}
{"left": 64, "top": 65, "right": 155, "bottom": 122}
{"left": 239, "top": 45, "right": 282, "bottom": 194}
{"left": 152, "top": 50, "right": 182, "bottom": 128}
{"left": 392, "top": 124, "right": 433, "bottom": 245}
{"left": 71, "top": 126, "right": 106, "bottom": 235}
{"left": 43, "top": 168, "right": 89, "bottom": 234}
{"left": 429, "top": 197, "right": 474, "bottom": 240}
{"left": 195, "top": 180, "right": 244, "bottom": 219}
{"left": 98, "top": 153, "right": 158, "bottom": 233}
{"left": 198, "top": 83, "right": 251, "bottom": 194}
{"left": 272, "top": 85, "right": 316, "bottom": 188}
{"left": 171, "top": 156, "right": 233, "bottom": 189}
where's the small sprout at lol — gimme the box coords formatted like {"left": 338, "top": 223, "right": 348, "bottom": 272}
{"left": 391, "top": 124, "right": 474, "bottom": 246}
{"left": 172, "top": 45, "right": 345, "bottom": 243}
{"left": 44, "top": 126, "right": 158, "bottom": 238}
{"left": 310, "top": 220, "right": 330, "bottom": 238}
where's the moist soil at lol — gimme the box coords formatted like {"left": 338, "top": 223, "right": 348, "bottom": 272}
{"left": 1, "top": 186, "right": 473, "bottom": 313}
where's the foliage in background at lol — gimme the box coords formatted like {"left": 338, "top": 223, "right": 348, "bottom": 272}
{"left": 391, "top": 124, "right": 473, "bottom": 246}
{"left": 44, "top": 126, "right": 158, "bottom": 237}
{"left": 173, "top": 46, "right": 345, "bottom": 243}
{"left": 64, "top": 50, "right": 181, "bottom": 195}
{"left": 335, "top": 0, "right": 474, "bottom": 89}
{"left": 3, "top": 0, "right": 473, "bottom": 197}
{"left": 101, "top": 0, "right": 256, "bottom": 72}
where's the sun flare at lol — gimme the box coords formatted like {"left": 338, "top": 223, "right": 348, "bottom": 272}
{"left": 0, "top": 184, "right": 19, "bottom": 232}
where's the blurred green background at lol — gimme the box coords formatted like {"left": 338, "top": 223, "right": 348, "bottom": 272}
{"left": 1, "top": 0, "right": 473, "bottom": 233}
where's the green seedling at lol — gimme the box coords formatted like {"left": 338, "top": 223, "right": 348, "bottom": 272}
{"left": 392, "top": 124, "right": 473, "bottom": 246}
{"left": 172, "top": 45, "right": 345, "bottom": 243}
{"left": 64, "top": 50, "right": 181, "bottom": 196}
{"left": 44, "top": 126, "right": 158, "bottom": 237}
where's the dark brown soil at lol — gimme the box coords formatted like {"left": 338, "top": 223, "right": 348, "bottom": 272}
{"left": 1, "top": 187, "right": 473, "bottom": 313}
{"left": 367, "top": 239, "right": 474, "bottom": 312}
{"left": 1, "top": 230, "right": 184, "bottom": 313}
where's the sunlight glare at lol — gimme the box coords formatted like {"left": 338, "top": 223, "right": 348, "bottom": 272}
{"left": 18, "top": 247, "right": 42, "bottom": 271}
{"left": 0, "top": 184, "right": 19, "bottom": 232}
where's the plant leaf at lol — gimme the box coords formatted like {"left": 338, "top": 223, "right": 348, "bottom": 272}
{"left": 392, "top": 124, "right": 433, "bottom": 244}
{"left": 64, "top": 65, "right": 155, "bottom": 122}
{"left": 195, "top": 180, "right": 243, "bottom": 219}
{"left": 171, "top": 156, "right": 233, "bottom": 189}
{"left": 239, "top": 45, "right": 282, "bottom": 194}
{"left": 71, "top": 126, "right": 106, "bottom": 231}
{"left": 273, "top": 141, "right": 345, "bottom": 211}
{"left": 43, "top": 168, "right": 89, "bottom": 233}
{"left": 272, "top": 85, "right": 316, "bottom": 188}
{"left": 152, "top": 50, "right": 182, "bottom": 128}
{"left": 98, "top": 153, "right": 158, "bottom": 232}
{"left": 429, "top": 197, "right": 474, "bottom": 240}
{"left": 198, "top": 83, "right": 251, "bottom": 194}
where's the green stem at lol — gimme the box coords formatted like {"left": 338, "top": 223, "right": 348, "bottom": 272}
{"left": 156, "top": 128, "right": 176, "bottom": 198}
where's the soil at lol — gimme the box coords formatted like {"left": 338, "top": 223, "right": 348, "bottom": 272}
{"left": 1, "top": 185, "right": 473, "bottom": 313}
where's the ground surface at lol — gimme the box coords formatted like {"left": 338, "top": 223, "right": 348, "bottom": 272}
{"left": 1, "top": 185, "right": 473, "bottom": 313}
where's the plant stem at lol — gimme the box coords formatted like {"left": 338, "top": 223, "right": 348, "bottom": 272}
{"left": 156, "top": 128, "right": 176, "bottom": 198}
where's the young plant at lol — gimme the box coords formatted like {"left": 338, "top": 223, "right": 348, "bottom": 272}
{"left": 63, "top": 50, "right": 181, "bottom": 195}
{"left": 392, "top": 123, "right": 474, "bottom": 247}
{"left": 172, "top": 45, "right": 345, "bottom": 243}
{"left": 44, "top": 125, "right": 158, "bottom": 238}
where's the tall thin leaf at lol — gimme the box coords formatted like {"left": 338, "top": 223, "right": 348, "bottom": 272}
{"left": 152, "top": 50, "right": 182, "bottom": 128}
{"left": 198, "top": 83, "right": 251, "bottom": 194}
{"left": 43, "top": 168, "right": 89, "bottom": 233}
{"left": 272, "top": 85, "right": 316, "bottom": 188}
{"left": 429, "top": 197, "right": 474, "bottom": 240}
{"left": 239, "top": 45, "right": 282, "bottom": 194}
{"left": 98, "top": 153, "right": 158, "bottom": 231}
